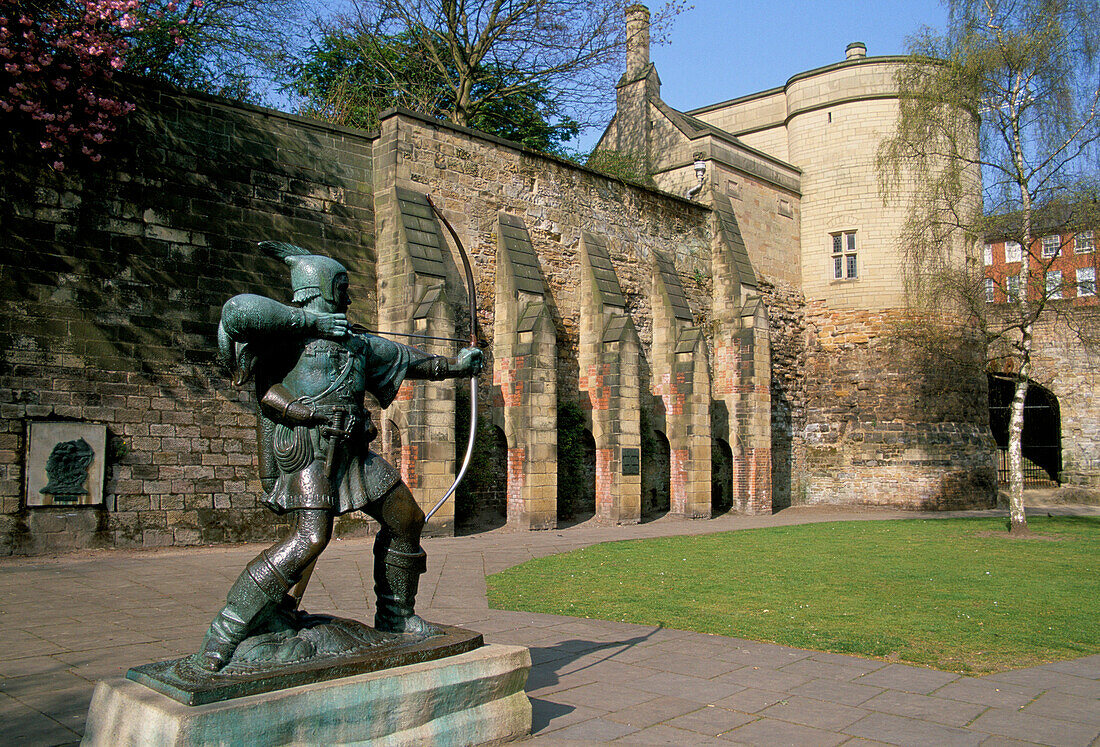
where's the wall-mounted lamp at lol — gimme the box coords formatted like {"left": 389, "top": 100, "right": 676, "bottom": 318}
{"left": 686, "top": 152, "right": 707, "bottom": 199}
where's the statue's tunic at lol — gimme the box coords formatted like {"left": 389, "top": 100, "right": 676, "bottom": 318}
{"left": 220, "top": 294, "right": 433, "bottom": 515}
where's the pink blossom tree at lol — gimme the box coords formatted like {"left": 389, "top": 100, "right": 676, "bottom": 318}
{"left": 0, "top": 0, "right": 200, "bottom": 170}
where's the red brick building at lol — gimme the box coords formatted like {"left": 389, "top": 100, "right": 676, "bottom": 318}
{"left": 983, "top": 230, "right": 1098, "bottom": 306}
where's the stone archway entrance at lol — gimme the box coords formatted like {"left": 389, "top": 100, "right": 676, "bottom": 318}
{"left": 712, "top": 438, "right": 734, "bottom": 515}
{"left": 988, "top": 374, "right": 1062, "bottom": 485}
{"left": 455, "top": 422, "right": 508, "bottom": 533}
{"left": 643, "top": 430, "right": 671, "bottom": 520}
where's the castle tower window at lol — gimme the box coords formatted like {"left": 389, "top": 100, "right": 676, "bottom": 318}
{"left": 1042, "top": 235, "right": 1061, "bottom": 258}
{"left": 1046, "top": 270, "right": 1063, "bottom": 299}
{"left": 1005, "top": 241, "right": 1023, "bottom": 263}
{"left": 831, "top": 231, "right": 858, "bottom": 279}
{"left": 1076, "top": 230, "right": 1094, "bottom": 253}
{"left": 1078, "top": 267, "right": 1096, "bottom": 296}
{"left": 984, "top": 277, "right": 996, "bottom": 303}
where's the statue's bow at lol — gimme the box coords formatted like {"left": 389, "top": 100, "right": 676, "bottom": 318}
{"left": 424, "top": 195, "right": 478, "bottom": 522}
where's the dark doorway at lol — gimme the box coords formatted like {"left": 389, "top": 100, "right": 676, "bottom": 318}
{"left": 455, "top": 422, "right": 508, "bottom": 534}
{"left": 557, "top": 403, "right": 596, "bottom": 525}
{"left": 642, "top": 429, "right": 671, "bottom": 520}
{"left": 988, "top": 374, "right": 1061, "bottom": 485}
{"left": 712, "top": 438, "right": 734, "bottom": 515}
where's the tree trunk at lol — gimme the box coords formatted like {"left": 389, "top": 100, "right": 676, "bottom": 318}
{"left": 1006, "top": 365, "right": 1030, "bottom": 533}
{"left": 1010, "top": 116, "right": 1032, "bottom": 535}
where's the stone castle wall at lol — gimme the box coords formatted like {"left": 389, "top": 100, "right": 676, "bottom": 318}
{"left": 371, "top": 111, "right": 732, "bottom": 530}
{"left": 784, "top": 62, "right": 915, "bottom": 311}
{"left": 794, "top": 305, "right": 997, "bottom": 509}
{"left": 1028, "top": 309, "right": 1100, "bottom": 491}
{"left": 0, "top": 79, "right": 377, "bottom": 554}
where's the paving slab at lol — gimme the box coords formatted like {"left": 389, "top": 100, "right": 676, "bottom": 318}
{"left": 854, "top": 663, "right": 962, "bottom": 694}
{"left": 967, "top": 708, "right": 1100, "bottom": 747}
{"left": 0, "top": 504, "right": 1097, "bottom": 746}
{"left": 613, "top": 722, "right": 728, "bottom": 744}
{"left": 843, "top": 711, "right": 986, "bottom": 746}
{"left": 721, "top": 716, "right": 850, "bottom": 746}
{"left": 788, "top": 676, "right": 885, "bottom": 705}
{"left": 603, "top": 695, "right": 701, "bottom": 729}
{"left": 757, "top": 694, "right": 869, "bottom": 730}
{"left": 858, "top": 689, "right": 988, "bottom": 726}
{"left": 661, "top": 704, "right": 757, "bottom": 736}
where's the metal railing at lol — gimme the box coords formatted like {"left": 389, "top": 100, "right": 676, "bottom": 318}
{"left": 997, "top": 449, "right": 1059, "bottom": 487}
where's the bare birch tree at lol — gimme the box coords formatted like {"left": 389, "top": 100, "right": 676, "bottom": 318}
{"left": 323, "top": 0, "right": 682, "bottom": 133}
{"left": 878, "top": 0, "right": 1100, "bottom": 533}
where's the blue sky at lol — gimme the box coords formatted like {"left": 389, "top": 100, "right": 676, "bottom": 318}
{"left": 651, "top": 0, "right": 947, "bottom": 109}
{"left": 576, "top": 0, "right": 949, "bottom": 150}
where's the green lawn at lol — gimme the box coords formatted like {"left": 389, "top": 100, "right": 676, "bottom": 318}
{"left": 485, "top": 517, "right": 1100, "bottom": 674}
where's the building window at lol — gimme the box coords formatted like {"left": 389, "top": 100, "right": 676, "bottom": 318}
{"left": 984, "top": 277, "right": 996, "bottom": 303}
{"left": 1041, "top": 235, "right": 1061, "bottom": 258}
{"left": 1079, "top": 267, "right": 1096, "bottom": 296}
{"left": 1007, "top": 273, "right": 1021, "bottom": 301}
{"left": 778, "top": 198, "right": 793, "bottom": 218}
{"left": 983, "top": 243, "right": 994, "bottom": 265}
{"left": 1076, "top": 231, "right": 1094, "bottom": 253}
{"left": 1046, "top": 270, "right": 1063, "bottom": 299}
{"left": 1005, "top": 241, "right": 1022, "bottom": 263}
{"left": 727, "top": 179, "right": 742, "bottom": 200}
{"left": 832, "top": 231, "right": 857, "bottom": 279}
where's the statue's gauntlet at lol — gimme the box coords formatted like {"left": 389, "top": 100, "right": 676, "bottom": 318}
{"left": 408, "top": 355, "right": 452, "bottom": 381}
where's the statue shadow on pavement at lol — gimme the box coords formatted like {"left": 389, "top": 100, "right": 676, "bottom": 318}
{"left": 522, "top": 625, "right": 665, "bottom": 732}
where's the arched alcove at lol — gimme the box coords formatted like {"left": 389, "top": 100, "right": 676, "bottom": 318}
{"left": 455, "top": 421, "right": 508, "bottom": 534}
{"left": 988, "top": 374, "right": 1062, "bottom": 484}
{"left": 557, "top": 412, "right": 597, "bottom": 524}
{"left": 643, "top": 429, "right": 671, "bottom": 520}
{"left": 712, "top": 438, "right": 734, "bottom": 515}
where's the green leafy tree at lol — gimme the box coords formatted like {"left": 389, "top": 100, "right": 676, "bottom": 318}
{"left": 126, "top": 0, "right": 316, "bottom": 101}
{"left": 878, "top": 0, "right": 1100, "bottom": 533}
{"left": 294, "top": 29, "right": 579, "bottom": 152}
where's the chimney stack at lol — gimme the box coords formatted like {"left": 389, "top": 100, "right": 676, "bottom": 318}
{"left": 626, "top": 4, "right": 651, "bottom": 77}
{"left": 846, "top": 42, "right": 867, "bottom": 61}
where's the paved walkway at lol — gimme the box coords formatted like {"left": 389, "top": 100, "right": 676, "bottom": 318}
{"left": 1, "top": 505, "right": 1098, "bottom": 746}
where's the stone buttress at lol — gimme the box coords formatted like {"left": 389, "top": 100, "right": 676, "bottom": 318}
{"left": 578, "top": 232, "right": 643, "bottom": 524}
{"left": 494, "top": 214, "right": 558, "bottom": 529}
{"left": 651, "top": 252, "right": 711, "bottom": 518}
{"left": 375, "top": 186, "right": 459, "bottom": 531}
{"left": 709, "top": 194, "right": 772, "bottom": 514}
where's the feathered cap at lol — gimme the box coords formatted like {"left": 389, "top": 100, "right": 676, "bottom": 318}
{"left": 259, "top": 241, "right": 348, "bottom": 304}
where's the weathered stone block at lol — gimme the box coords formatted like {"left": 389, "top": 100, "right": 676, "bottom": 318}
{"left": 82, "top": 644, "right": 531, "bottom": 747}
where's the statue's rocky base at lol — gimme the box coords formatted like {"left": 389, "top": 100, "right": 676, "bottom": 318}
{"left": 82, "top": 643, "right": 532, "bottom": 746}
{"left": 126, "top": 615, "right": 484, "bottom": 705}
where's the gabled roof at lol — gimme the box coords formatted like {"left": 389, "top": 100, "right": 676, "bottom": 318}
{"left": 652, "top": 99, "right": 745, "bottom": 149}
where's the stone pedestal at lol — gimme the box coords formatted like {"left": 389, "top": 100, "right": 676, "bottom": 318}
{"left": 82, "top": 644, "right": 532, "bottom": 746}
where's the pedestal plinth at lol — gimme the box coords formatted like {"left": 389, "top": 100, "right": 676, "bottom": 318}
{"left": 81, "top": 644, "right": 532, "bottom": 746}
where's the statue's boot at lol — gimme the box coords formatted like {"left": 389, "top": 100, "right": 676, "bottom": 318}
{"left": 270, "top": 557, "right": 318, "bottom": 630}
{"left": 197, "top": 552, "right": 289, "bottom": 671}
{"left": 373, "top": 543, "right": 443, "bottom": 637}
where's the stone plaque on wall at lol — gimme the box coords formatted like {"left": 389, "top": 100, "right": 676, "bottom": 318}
{"left": 26, "top": 422, "right": 107, "bottom": 507}
{"left": 622, "top": 448, "right": 640, "bottom": 476}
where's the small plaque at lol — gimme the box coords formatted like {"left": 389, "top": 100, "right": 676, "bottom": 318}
{"left": 26, "top": 421, "right": 107, "bottom": 506}
{"left": 622, "top": 448, "right": 640, "bottom": 476}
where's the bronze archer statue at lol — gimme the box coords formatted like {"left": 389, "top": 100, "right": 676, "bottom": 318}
{"left": 197, "top": 241, "right": 482, "bottom": 672}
